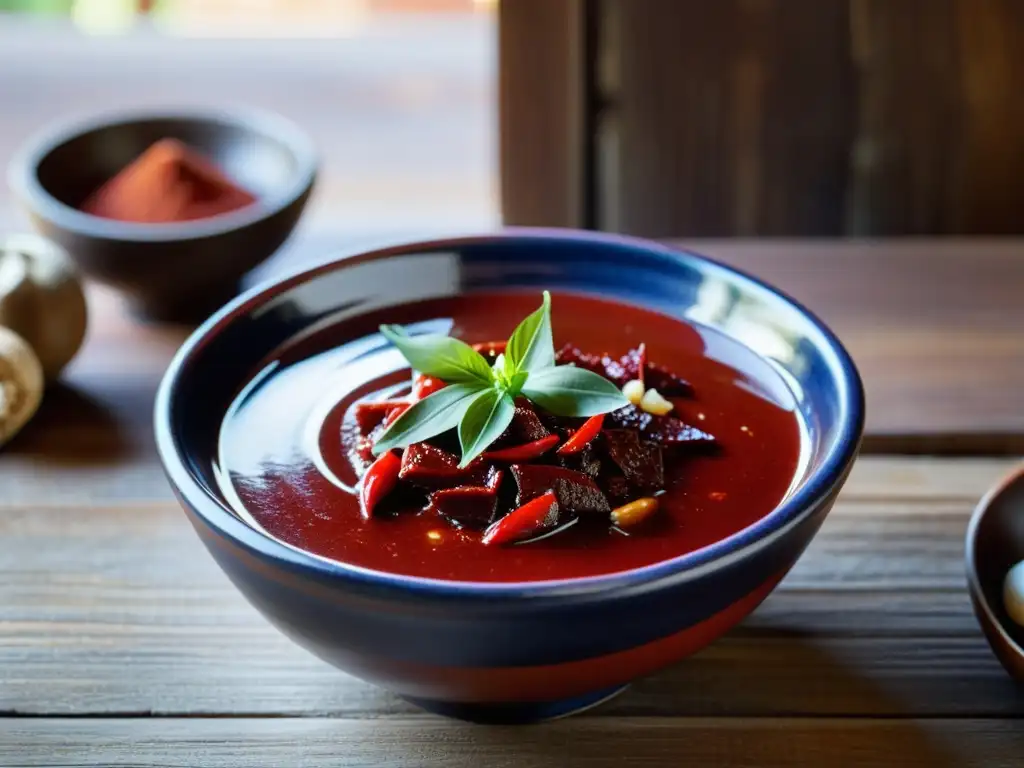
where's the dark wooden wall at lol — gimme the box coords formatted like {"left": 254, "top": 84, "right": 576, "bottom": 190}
{"left": 498, "top": 0, "right": 585, "bottom": 228}
{"left": 500, "top": 0, "right": 1024, "bottom": 237}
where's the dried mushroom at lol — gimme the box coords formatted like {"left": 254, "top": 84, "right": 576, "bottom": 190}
{"left": 0, "top": 233, "right": 87, "bottom": 381}
{"left": 0, "top": 326, "right": 44, "bottom": 448}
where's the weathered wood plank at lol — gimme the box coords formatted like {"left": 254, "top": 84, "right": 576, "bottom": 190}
{"left": 840, "top": 457, "right": 1019, "bottom": 501}
{"left": 953, "top": 0, "right": 1024, "bottom": 234}
{"left": 565, "top": 0, "right": 1024, "bottom": 237}
{"left": 2, "top": 462, "right": 1022, "bottom": 718}
{"left": 681, "top": 239, "right": 1024, "bottom": 449}
{"left": 3, "top": 615, "right": 1017, "bottom": 718}
{"left": 846, "top": 0, "right": 962, "bottom": 234}
{"left": 2, "top": 717, "right": 1024, "bottom": 768}
{"left": 606, "top": 0, "right": 854, "bottom": 236}
{"left": 498, "top": 0, "right": 586, "bottom": 227}
{"left": 847, "top": 0, "right": 1024, "bottom": 235}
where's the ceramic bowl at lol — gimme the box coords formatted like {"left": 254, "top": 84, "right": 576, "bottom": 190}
{"left": 7, "top": 107, "right": 316, "bottom": 322}
{"left": 154, "top": 229, "right": 865, "bottom": 723}
{"left": 966, "top": 465, "right": 1024, "bottom": 682}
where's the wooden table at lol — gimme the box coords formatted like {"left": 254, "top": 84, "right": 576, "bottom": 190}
{"left": 2, "top": 237, "right": 1024, "bottom": 766}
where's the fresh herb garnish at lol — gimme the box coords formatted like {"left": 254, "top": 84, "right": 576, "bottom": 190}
{"left": 378, "top": 325, "right": 493, "bottom": 385}
{"left": 521, "top": 365, "right": 632, "bottom": 417}
{"left": 458, "top": 388, "right": 516, "bottom": 465}
{"left": 372, "top": 291, "right": 629, "bottom": 466}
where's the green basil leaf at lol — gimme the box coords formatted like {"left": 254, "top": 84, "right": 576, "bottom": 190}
{"left": 502, "top": 349, "right": 516, "bottom": 378}
{"left": 493, "top": 353, "right": 509, "bottom": 378}
{"left": 372, "top": 383, "right": 484, "bottom": 454}
{"left": 457, "top": 388, "right": 516, "bottom": 467}
{"left": 521, "top": 365, "right": 630, "bottom": 417}
{"left": 380, "top": 325, "right": 493, "bottom": 384}
{"left": 504, "top": 290, "right": 554, "bottom": 374}
{"left": 505, "top": 369, "right": 529, "bottom": 398}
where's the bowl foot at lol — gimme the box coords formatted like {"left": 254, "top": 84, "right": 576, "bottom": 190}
{"left": 402, "top": 684, "right": 629, "bottom": 724}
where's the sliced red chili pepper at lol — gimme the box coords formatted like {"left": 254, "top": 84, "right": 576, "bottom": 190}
{"left": 412, "top": 374, "right": 446, "bottom": 401}
{"left": 482, "top": 490, "right": 559, "bottom": 546}
{"left": 483, "top": 434, "right": 560, "bottom": 462}
{"left": 359, "top": 450, "right": 402, "bottom": 519}
{"left": 353, "top": 399, "right": 411, "bottom": 434}
{"left": 383, "top": 401, "right": 411, "bottom": 427}
{"left": 556, "top": 414, "right": 605, "bottom": 455}
{"left": 636, "top": 342, "right": 647, "bottom": 388}
{"left": 364, "top": 398, "right": 409, "bottom": 409}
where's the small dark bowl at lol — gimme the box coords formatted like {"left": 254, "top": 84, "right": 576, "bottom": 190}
{"left": 154, "top": 229, "right": 865, "bottom": 723}
{"left": 966, "top": 465, "right": 1024, "bottom": 682}
{"left": 7, "top": 108, "right": 317, "bottom": 322}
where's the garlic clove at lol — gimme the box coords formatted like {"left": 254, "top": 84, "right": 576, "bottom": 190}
{"left": 0, "top": 233, "right": 88, "bottom": 381}
{"left": 1003, "top": 560, "right": 1024, "bottom": 628}
{"left": 622, "top": 379, "right": 645, "bottom": 406}
{"left": 640, "top": 387, "right": 674, "bottom": 416}
{"left": 0, "top": 326, "right": 44, "bottom": 448}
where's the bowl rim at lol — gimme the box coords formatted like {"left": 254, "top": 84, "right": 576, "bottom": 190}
{"left": 6, "top": 105, "right": 317, "bottom": 243}
{"left": 964, "top": 463, "right": 1024, "bottom": 662}
{"left": 154, "top": 227, "right": 866, "bottom": 601}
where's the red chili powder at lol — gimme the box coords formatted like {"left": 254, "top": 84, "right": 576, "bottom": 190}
{"left": 80, "top": 138, "right": 258, "bottom": 224}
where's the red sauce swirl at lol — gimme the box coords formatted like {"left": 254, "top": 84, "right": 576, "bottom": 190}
{"left": 218, "top": 292, "right": 803, "bottom": 582}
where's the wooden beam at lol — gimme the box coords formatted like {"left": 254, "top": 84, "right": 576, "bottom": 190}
{"left": 498, "top": 0, "right": 587, "bottom": 227}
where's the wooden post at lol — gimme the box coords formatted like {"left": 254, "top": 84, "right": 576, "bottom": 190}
{"left": 498, "top": 0, "right": 588, "bottom": 228}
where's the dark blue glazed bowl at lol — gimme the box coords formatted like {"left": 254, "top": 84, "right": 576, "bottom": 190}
{"left": 154, "top": 229, "right": 865, "bottom": 723}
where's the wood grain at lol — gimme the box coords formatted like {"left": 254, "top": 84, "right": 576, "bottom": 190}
{"left": 953, "top": 0, "right": 1024, "bottom": 234}
{"left": 606, "top": 0, "right": 854, "bottom": 236}
{"left": 846, "top": 0, "right": 1024, "bottom": 235}
{"left": 3, "top": 717, "right": 1024, "bottom": 768}
{"left": 498, "top": 0, "right": 586, "bottom": 228}
{"left": 678, "top": 239, "right": 1024, "bottom": 450}
{"left": 2, "top": 459, "right": 1020, "bottom": 719}
{"left": 503, "top": 0, "right": 1024, "bottom": 236}
{"left": 846, "top": 0, "right": 962, "bottom": 235}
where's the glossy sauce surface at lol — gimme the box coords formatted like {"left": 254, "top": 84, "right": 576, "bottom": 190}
{"left": 218, "top": 292, "right": 804, "bottom": 582}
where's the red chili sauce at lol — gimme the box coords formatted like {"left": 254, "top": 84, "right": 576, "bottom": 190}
{"left": 218, "top": 292, "right": 804, "bottom": 582}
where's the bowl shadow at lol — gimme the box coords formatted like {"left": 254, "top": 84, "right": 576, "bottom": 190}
{"left": 460, "top": 631, "right": 970, "bottom": 767}
{"left": 4, "top": 382, "right": 131, "bottom": 465}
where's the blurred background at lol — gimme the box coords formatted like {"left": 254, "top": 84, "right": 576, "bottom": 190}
{"left": 0, "top": 0, "right": 499, "bottom": 248}
{"left": 3, "top": 0, "right": 1023, "bottom": 243}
